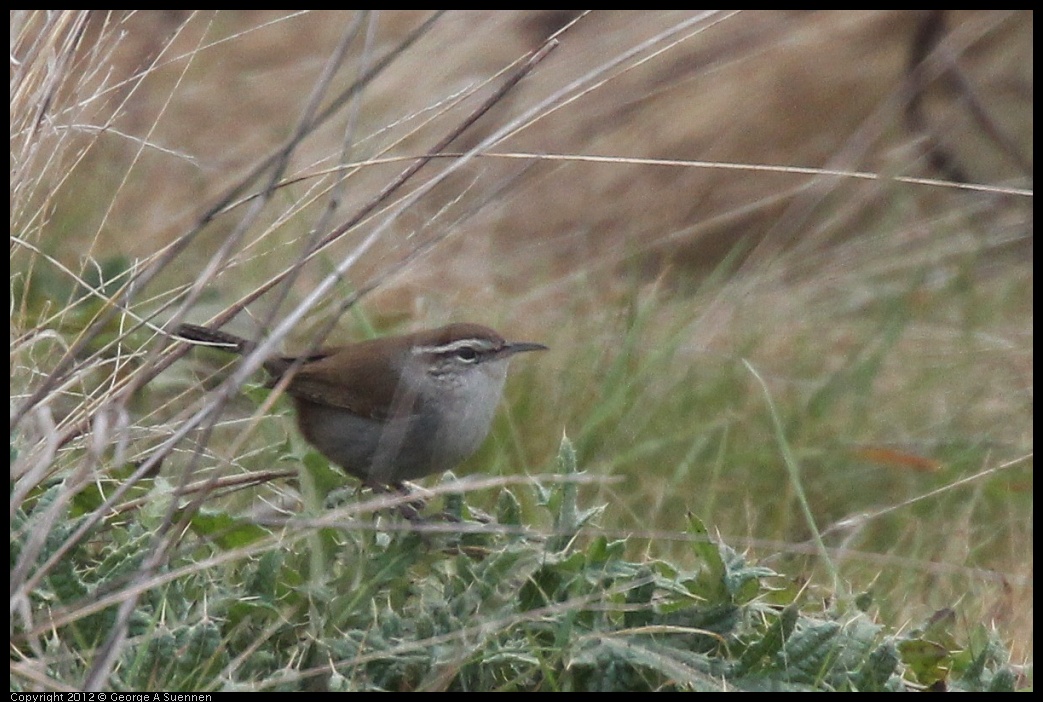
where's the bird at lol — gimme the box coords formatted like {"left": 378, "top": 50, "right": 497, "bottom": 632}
{"left": 176, "top": 322, "right": 547, "bottom": 507}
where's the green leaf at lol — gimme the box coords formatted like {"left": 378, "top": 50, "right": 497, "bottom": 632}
{"left": 189, "top": 510, "right": 269, "bottom": 550}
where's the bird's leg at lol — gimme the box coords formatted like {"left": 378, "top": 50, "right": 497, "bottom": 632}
{"left": 365, "top": 481, "right": 427, "bottom": 522}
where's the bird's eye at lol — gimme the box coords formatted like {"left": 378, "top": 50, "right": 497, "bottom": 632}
{"left": 455, "top": 347, "right": 478, "bottom": 362}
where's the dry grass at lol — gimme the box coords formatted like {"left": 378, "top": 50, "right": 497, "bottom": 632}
{"left": 11, "top": 11, "right": 1031, "bottom": 688}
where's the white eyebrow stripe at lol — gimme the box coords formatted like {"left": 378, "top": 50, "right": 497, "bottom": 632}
{"left": 412, "top": 339, "right": 497, "bottom": 355}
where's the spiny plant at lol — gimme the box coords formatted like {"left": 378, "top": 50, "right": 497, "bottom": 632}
{"left": 10, "top": 436, "right": 1023, "bottom": 691}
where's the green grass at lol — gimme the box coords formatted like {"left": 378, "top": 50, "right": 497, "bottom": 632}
{"left": 11, "top": 10, "right": 1031, "bottom": 691}
{"left": 10, "top": 439, "right": 1024, "bottom": 691}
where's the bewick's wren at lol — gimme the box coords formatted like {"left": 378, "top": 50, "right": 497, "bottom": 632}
{"left": 176, "top": 323, "right": 547, "bottom": 489}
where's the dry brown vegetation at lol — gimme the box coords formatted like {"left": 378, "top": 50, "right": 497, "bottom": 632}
{"left": 11, "top": 11, "right": 1032, "bottom": 687}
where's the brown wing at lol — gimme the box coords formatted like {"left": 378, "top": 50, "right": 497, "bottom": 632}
{"left": 273, "top": 339, "right": 418, "bottom": 421}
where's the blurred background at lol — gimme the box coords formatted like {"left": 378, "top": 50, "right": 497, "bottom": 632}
{"left": 11, "top": 10, "right": 1032, "bottom": 659}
